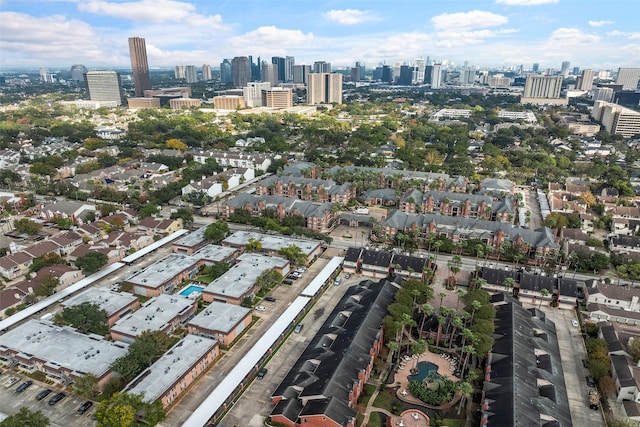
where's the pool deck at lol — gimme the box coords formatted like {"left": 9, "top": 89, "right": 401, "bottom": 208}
{"left": 393, "top": 350, "right": 460, "bottom": 406}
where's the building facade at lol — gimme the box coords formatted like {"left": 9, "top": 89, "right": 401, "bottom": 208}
{"left": 128, "top": 37, "right": 152, "bottom": 97}
{"left": 307, "top": 73, "right": 343, "bottom": 104}
{"left": 232, "top": 56, "right": 251, "bottom": 88}
{"left": 84, "top": 71, "right": 123, "bottom": 105}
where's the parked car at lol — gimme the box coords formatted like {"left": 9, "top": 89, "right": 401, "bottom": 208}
{"left": 48, "top": 392, "right": 66, "bottom": 406}
{"left": 77, "top": 401, "right": 93, "bottom": 415}
{"left": 586, "top": 375, "right": 596, "bottom": 388}
{"left": 334, "top": 277, "right": 342, "bottom": 286}
{"left": 257, "top": 368, "right": 268, "bottom": 379}
{"left": 255, "top": 306, "right": 266, "bottom": 312}
{"left": 283, "top": 279, "right": 294, "bottom": 285}
{"left": 264, "top": 296, "right": 276, "bottom": 302}
{"left": 35, "top": 389, "right": 52, "bottom": 401}
{"left": 582, "top": 359, "right": 590, "bottom": 368}
{"left": 15, "top": 380, "right": 33, "bottom": 393}
{"left": 572, "top": 319, "right": 579, "bottom": 327}
{"left": 3, "top": 377, "right": 19, "bottom": 388}
{"left": 344, "top": 273, "right": 351, "bottom": 279}
{"left": 294, "top": 323, "right": 304, "bottom": 334}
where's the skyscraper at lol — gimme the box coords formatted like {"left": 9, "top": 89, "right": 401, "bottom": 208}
{"left": 272, "top": 57, "right": 285, "bottom": 82}
{"left": 521, "top": 75, "right": 566, "bottom": 105}
{"left": 307, "top": 73, "right": 342, "bottom": 104}
{"left": 243, "top": 82, "right": 271, "bottom": 107}
{"left": 285, "top": 56, "right": 295, "bottom": 82}
{"left": 84, "top": 71, "right": 123, "bottom": 105}
{"left": 431, "top": 64, "right": 443, "bottom": 89}
{"left": 356, "top": 62, "right": 366, "bottom": 80}
{"left": 292, "top": 65, "right": 311, "bottom": 84}
{"left": 381, "top": 65, "right": 393, "bottom": 84}
{"left": 202, "top": 64, "right": 212, "bottom": 81}
{"left": 185, "top": 66, "right": 198, "bottom": 84}
{"left": 413, "top": 58, "right": 425, "bottom": 84}
{"left": 175, "top": 65, "right": 185, "bottom": 79}
{"left": 398, "top": 65, "right": 415, "bottom": 85}
{"left": 70, "top": 64, "right": 88, "bottom": 81}
{"left": 576, "top": 69, "right": 594, "bottom": 91}
{"left": 313, "top": 61, "right": 331, "bottom": 73}
{"left": 532, "top": 63, "right": 540, "bottom": 73}
{"left": 220, "top": 60, "right": 232, "bottom": 84}
{"left": 616, "top": 68, "right": 640, "bottom": 90}
{"left": 128, "top": 37, "right": 152, "bottom": 97}
{"left": 350, "top": 67, "right": 361, "bottom": 82}
{"left": 231, "top": 57, "right": 251, "bottom": 88}
{"left": 262, "top": 62, "right": 278, "bottom": 86}
{"left": 560, "top": 61, "right": 571, "bottom": 78}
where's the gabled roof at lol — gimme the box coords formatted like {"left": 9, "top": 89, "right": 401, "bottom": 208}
{"left": 343, "top": 248, "right": 362, "bottom": 263}
{"left": 360, "top": 249, "right": 392, "bottom": 267}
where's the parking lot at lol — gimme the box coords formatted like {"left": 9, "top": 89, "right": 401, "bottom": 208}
{"left": 0, "top": 371, "right": 95, "bottom": 426}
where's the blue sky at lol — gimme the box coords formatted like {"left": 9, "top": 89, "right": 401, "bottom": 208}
{"left": 1, "top": 0, "right": 639, "bottom": 70}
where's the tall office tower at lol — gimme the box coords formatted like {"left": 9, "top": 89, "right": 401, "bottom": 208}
{"left": 271, "top": 57, "right": 285, "bottom": 82}
{"left": 381, "top": 65, "right": 393, "bottom": 83}
{"left": 220, "top": 60, "right": 232, "bottom": 83}
{"left": 356, "top": 61, "right": 366, "bottom": 79}
{"left": 616, "top": 68, "right": 640, "bottom": 90}
{"left": 285, "top": 56, "right": 295, "bottom": 82}
{"left": 202, "top": 64, "right": 212, "bottom": 81}
{"left": 460, "top": 69, "right": 476, "bottom": 85}
{"left": 185, "top": 66, "right": 198, "bottom": 83}
{"left": 175, "top": 65, "right": 185, "bottom": 79}
{"left": 350, "top": 67, "right": 361, "bottom": 82}
{"left": 128, "top": 37, "right": 152, "bottom": 97}
{"left": 373, "top": 66, "right": 383, "bottom": 81}
{"left": 413, "top": 58, "right": 426, "bottom": 84}
{"left": 84, "top": 71, "right": 123, "bottom": 105}
{"left": 243, "top": 82, "right": 271, "bottom": 107}
{"left": 250, "top": 56, "right": 262, "bottom": 81}
{"left": 70, "top": 64, "right": 88, "bottom": 81}
{"left": 430, "top": 63, "right": 443, "bottom": 89}
{"left": 560, "top": 61, "right": 571, "bottom": 78}
{"left": 292, "top": 65, "right": 311, "bottom": 84}
{"left": 398, "top": 66, "right": 415, "bottom": 85}
{"left": 39, "top": 67, "right": 47, "bottom": 81}
{"left": 262, "top": 62, "right": 278, "bottom": 86}
{"left": 313, "top": 61, "right": 331, "bottom": 73}
{"left": 39, "top": 67, "right": 55, "bottom": 83}
{"left": 424, "top": 65, "right": 433, "bottom": 84}
{"left": 572, "top": 66, "right": 580, "bottom": 75}
{"left": 231, "top": 56, "right": 251, "bottom": 88}
{"left": 576, "top": 69, "right": 594, "bottom": 91}
{"left": 593, "top": 87, "right": 614, "bottom": 103}
{"left": 307, "top": 73, "right": 342, "bottom": 104}
{"left": 521, "top": 75, "right": 566, "bottom": 105}
{"left": 532, "top": 63, "right": 540, "bottom": 73}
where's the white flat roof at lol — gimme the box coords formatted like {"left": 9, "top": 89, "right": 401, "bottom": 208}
{"left": 110, "top": 294, "right": 195, "bottom": 338}
{"left": 222, "top": 231, "right": 320, "bottom": 256}
{"left": 122, "top": 228, "right": 188, "bottom": 264}
{"left": 192, "top": 244, "right": 237, "bottom": 263}
{"left": 187, "top": 302, "right": 251, "bottom": 333}
{"left": 125, "top": 253, "right": 199, "bottom": 289}
{"left": 183, "top": 296, "right": 310, "bottom": 427}
{"left": 301, "top": 256, "right": 344, "bottom": 297}
{"left": 125, "top": 334, "right": 218, "bottom": 403}
{"left": 174, "top": 227, "right": 207, "bottom": 248}
{"left": 62, "top": 287, "right": 138, "bottom": 317}
{"left": 0, "top": 319, "right": 128, "bottom": 377}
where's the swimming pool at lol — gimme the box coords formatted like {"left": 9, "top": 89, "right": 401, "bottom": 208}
{"left": 179, "top": 285, "right": 204, "bottom": 297}
{"left": 408, "top": 361, "right": 440, "bottom": 382}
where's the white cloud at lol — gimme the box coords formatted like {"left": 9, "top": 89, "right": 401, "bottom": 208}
{"left": 589, "top": 20, "right": 614, "bottom": 27}
{"left": 324, "top": 9, "right": 378, "bottom": 25}
{"left": 548, "top": 27, "right": 600, "bottom": 45}
{"left": 78, "top": 0, "right": 225, "bottom": 28}
{"left": 431, "top": 10, "right": 508, "bottom": 31}
{"left": 435, "top": 29, "right": 518, "bottom": 48}
{"left": 607, "top": 30, "right": 640, "bottom": 40}
{"left": 495, "top": 0, "right": 559, "bottom": 5}
{"left": 225, "top": 26, "right": 316, "bottom": 57}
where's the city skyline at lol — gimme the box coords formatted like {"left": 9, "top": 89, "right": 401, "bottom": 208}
{"left": 1, "top": 0, "right": 639, "bottom": 71}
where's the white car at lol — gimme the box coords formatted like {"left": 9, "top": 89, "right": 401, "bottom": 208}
{"left": 255, "top": 306, "right": 266, "bottom": 312}
{"left": 572, "top": 319, "right": 579, "bottom": 327}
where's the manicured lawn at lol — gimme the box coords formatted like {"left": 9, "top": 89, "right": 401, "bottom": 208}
{"left": 443, "top": 418, "right": 465, "bottom": 427}
{"left": 372, "top": 387, "right": 399, "bottom": 412}
{"left": 368, "top": 412, "right": 383, "bottom": 427}
{"left": 360, "top": 384, "right": 377, "bottom": 407}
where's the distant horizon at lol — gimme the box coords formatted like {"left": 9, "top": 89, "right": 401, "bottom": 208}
{"left": 1, "top": 0, "right": 639, "bottom": 71}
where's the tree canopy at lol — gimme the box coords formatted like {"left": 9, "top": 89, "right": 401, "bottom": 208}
{"left": 203, "top": 220, "right": 229, "bottom": 243}
{"left": 0, "top": 408, "right": 49, "bottom": 427}
{"left": 75, "top": 252, "right": 109, "bottom": 274}
{"left": 94, "top": 392, "right": 165, "bottom": 427}
{"left": 57, "top": 302, "right": 108, "bottom": 335}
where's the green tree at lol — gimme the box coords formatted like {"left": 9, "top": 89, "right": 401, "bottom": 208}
{"left": 277, "top": 244, "right": 307, "bottom": 265}
{"left": 29, "top": 252, "right": 66, "bottom": 273}
{"left": 14, "top": 218, "right": 43, "bottom": 235}
{"left": 203, "top": 220, "right": 229, "bottom": 243}
{"left": 58, "top": 302, "right": 108, "bottom": 335}
{"left": 75, "top": 252, "right": 109, "bottom": 274}
{"left": 245, "top": 238, "right": 262, "bottom": 252}
{"left": 255, "top": 269, "right": 282, "bottom": 292}
{"left": 35, "top": 274, "right": 59, "bottom": 297}
{"left": 138, "top": 203, "right": 160, "bottom": 219}
{"left": 73, "top": 373, "right": 100, "bottom": 399}
{"left": 170, "top": 208, "right": 194, "bottom": 228}
{"left": 0, "top": 407, "right": 49, "bottom": 427}
{"left": 94, "top": 392, "right": 164, "bottom": 427}
{"left": 111, "top": 331, "right": 173, "bottom": 382}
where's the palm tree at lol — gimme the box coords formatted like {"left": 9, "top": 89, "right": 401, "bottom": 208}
{"left": 455, "top": 289, "right": 466, "bottom": 310}
{"left": 438, "top": 291, "right": 447, "bottom": 308}
{"left": 400, "top": 313, "right": 416, "bottom": 354}
{"left": 449, "top": 316, "right": 464, "bottom": 349}
{"left": 433, "top": 240, "right": 443, "bottom": 263}
{"left": 460, "top": 344, "right": 476, "bottom": 375}
{"left": 411, "top": 339, "right": 428, "bottom": 371}
{"left": 539, "top": 288, "right": 550, "bottom": 309}
{"left": 460, "top": 328, "right": 475, "bottom": 349}
{"left": 503, "top": 277, "right": 516, "bottom": 295}
{"left": 386, "top": 341, "right": 399, "bottom": 369}
{"left": 418, "top": 303, "right": 434, "bottom": 337}
{"left": 469, "top": 300, "right": 482, "bottom": 325}
{"left": 457, "top": 381, "right": 474, "bottom": 415}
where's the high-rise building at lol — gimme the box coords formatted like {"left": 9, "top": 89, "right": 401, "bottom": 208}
{"left": 424, "top": 65, "right": 433, "bottom": 84}
{"left": 175, "top": 66, "right": 185, "bottom": 79}
{"left": 220, "top": 60, "right": 232, "bottom": 84}
{"left": 572, "top": 66, "right": 580, "bottom": 75}
{"left": 307, "top": 73, "right": 342, "bottom": 104}
{"left": 70, "top": 64, "right": 88, "bottom": 81}
{"left": 593, "top": 87, "right": 614, "bottom": 103}
{"left": 413, "top": 58, "right": 425, "bottom": 84}
{"left": 250, "top": 56, "right": 261, "bottom": 81}
{"left": 39, "top": 67, "right": 55, "bottom": 83}
{"left": 373, "top": 66, "right": 383, "bottom": 81}
{"left": 356, "top": 61, "right": 366, "bottom": 80}
{"left": 231, "top": 57, "right": 251, "bottom": 88}
{"left": 560, "top": 61, "right": 571, "bottom": 78}
{"left": 381, "top": 65, "right": 393, "bottom": 84}
{"left": 128, "top": 37, "right": 152, "bottom": 97}
{"left": 292, "top": 65, "right": 311, "bottom": 84}
{"left": 262, "top": 88, "right": 293, "bottom": 109}
{"left": 285, "top": 56, "right": 295, "bottom": 82}
{"left": 271, "top": 57, "right": 285, "bottom": 82}
{"left": 313, "top": 61, "right": 331, "bottom": 73}
{"left": 350, "top": 67, "right": 361, "bottom": 82}
{"left": 202, "top": 64, "right": 212, "bottom": 81}
{"left": 532, "top": 63, "right": 540, "bottom": 73}
{"left": 397, "top": 65, "right": 414, "bottom": 85}
{"left": 591, "top": 100, "right": 640, "bottom": 138}
{"left": 576, "top": 69, "right": 594, "bottom": 91}
{"left": 243, "top": 82, "right": 271, "bottom": 107}
{"left": 460, "top": 69, "right": 476, "bottom": 85}
{"left": 431, "top": 63, "right": 443, "bottom": 89}
{"left": 616, "top": 68, "right": 640, "bottom": 90}
{"left": 521, "top": 75, "right": 566, "bottom": 105}
{"left": 185, "top": 66, "right": 198, "bottom": 84}
{"left": 262, "top": 62, "right": 278, "bottom": 87}
{"left": 84, "top": 71, "right": 123, "bottom": 105}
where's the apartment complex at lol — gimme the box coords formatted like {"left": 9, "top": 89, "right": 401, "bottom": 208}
{"left": 521, "top": 75, "right": 567, "bottom": 105}
{"left": 591, "top": 101, "right": 640, "bottom": 138}
{"left": 307, "top": 73, "right": 343, "bottom": 104}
